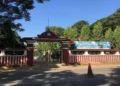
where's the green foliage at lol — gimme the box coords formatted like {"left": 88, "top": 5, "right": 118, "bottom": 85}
{"left": 103, "top": 8, "right": 120, "bottom": 31}
{"left": 105, "top": 28, "right": 115, "bottom": 48}
{"left": 92, "top": 22, "right": 104, "bottom": 41}
{"left": 0, "top": 0, "right": 47, "bottom": 48}
{"left": 36, "top": 42, "right": 50, "bottom": 51}
{"left": 91, "top": 8, "right": 120, "bottom": 32}
{"left": 35, "top": 42, "right": 61, "bottom": 56}
{"left": 34, "top": 49, "right": 40, "bottom": 56}
{"left": 48, "top": 26, "right": 64, "bottom": 37}
{"left": 0, "top": 0, "right": 46, "bottom": 31}
{"left": 63, "top": 27, "right": 78, "bottom": 40}
{"left": 72, "top": 20, "right": 89, "bottom": 36}
{"left": 90, "top": 8, "right": 120, "bottom": 48}
{"left": 80, "top": 25, "right": 90, "bottom": 41}
{"left": 113, "top": 26, "right": 120, "bottom": 48}
{"left": 0, "top": 21, "right": 25, "bottom": 48}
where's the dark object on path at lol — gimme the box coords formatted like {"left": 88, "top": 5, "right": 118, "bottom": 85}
{"left": 87, "top": 63, "right": 94, "bottom": 77}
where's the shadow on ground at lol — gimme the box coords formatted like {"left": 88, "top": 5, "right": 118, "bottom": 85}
{"left": 0, "top": 70, "right": 108, "bottom": 86}
{"left": 108, "top": 67, "right": 120, "bottom": 86}
{"left": 0, "top": 61, "right": 60, "bottom": 72}
{"left": 0, "top": 62, "right": 120, "bottom": 86}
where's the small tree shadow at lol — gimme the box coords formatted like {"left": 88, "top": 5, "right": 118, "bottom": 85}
{"left": 0, "top": 61, "right": 60, "bottom": 73}
{"left": 0, "top": 69, "right": 108, "bottom": 86}
{"left": 109, "top": 66, "right": 120, "bottom": 86}
{"left": 1, "top": 63, "right": 120, "bottom": 86}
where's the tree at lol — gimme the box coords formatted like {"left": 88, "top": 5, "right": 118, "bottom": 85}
{"left": 0, "top": 0, "right": 48, "bottom": 48}
{"left": 105, "top": 28, "right": 115, "bottom": 48}
{"left": 91, "top": 8, "right": 120, "bottom": 32}
{"left": 35, "top": 42, "right": 61, "bottom": 60}
{"left": 103, "top": 8, "right": 120, "bottom": 31}
{"left": 92, "top": 22, "right": 104, "bottom": 41}
{"left": 0, "top": 0, "right": 47, "bottom": 31}
{"left": 35, "top": 42, "right": 52, "bottom": 60}
{"left": 62, "top": 27, "right": 78, "bottom": 40}
{"left": 72, "top": 20, "right": 89, "bottom": 37}
{"left": 48, "top": 26, "right": 64, "bottom": 37}
{"left": 0, "top": 20, "right": 25, "bottom": 48}
{"left": 80, "top": 25, "right": 90, "bottom": 41}
{"left": 113, "top": 26, "right": 120, "bottom": 48}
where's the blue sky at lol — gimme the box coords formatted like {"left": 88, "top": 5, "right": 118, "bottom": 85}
{"left": 18, "top": 0, "right": 120, "bottom": 38}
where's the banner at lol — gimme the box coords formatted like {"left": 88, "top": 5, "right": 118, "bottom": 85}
{"left": 74, "top": 41, "right": 111, "bottom": 49}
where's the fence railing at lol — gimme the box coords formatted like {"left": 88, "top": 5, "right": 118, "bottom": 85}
{"left": 69, "top": 49, "right": 120, "bottom": 63}
{"left": 0, "top": 55, "right": 27, "bottom": 66}
{"left": 69, "top": 55, "right": 120, "bottom": 63}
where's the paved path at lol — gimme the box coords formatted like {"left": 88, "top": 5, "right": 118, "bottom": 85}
{"left": 0, "top": 63, "right": 120, "bottom": 86}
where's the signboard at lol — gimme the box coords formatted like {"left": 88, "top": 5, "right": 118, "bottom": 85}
{"left": 74, "top": 41, "right": 111, "bottom": 49}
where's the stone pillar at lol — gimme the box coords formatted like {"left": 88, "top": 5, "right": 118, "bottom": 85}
{"left": 100, "top": 51, "right": 105, "bottom": 55}
{"left": 84, "top": 51, "right": 89, "bottom": 55}
{"left": 62, "top": 43, "right": 70, "bottom": 64}
{"left": 115, "top": 51, "right": 120, "bottom": 55}
{"left": 26, "top": 40, "right": 34, "bottom": 66}
{"left": 0, "top": 50, "right": 5, "bottom": 56}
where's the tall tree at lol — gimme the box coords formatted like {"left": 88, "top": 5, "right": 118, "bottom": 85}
{"left": 92, "top": 22, "right": 104, "bottom": 41}
{"left": 0, "top": 0, "right": 47, "bottom": 31}
{"left": 48, "top": 26, "right": 64, "bottom": 37}
{"left": 80, "top": 25, "right": 90, "bottom": 41}
{"left": 91, "top": 8, "right": 120, "bottom": 32}
{"left": 72, "top": 20, "right": 89, "bottom": 37}
{"left": 113, "top": 26, "right": 120, "bottom": 48}
{"left": 0, "top": 0, "right": 48, "bottom": 48}
{"left": 105, "top": 28, "right": 115, "bottom": 48}
{"left": 63, "top": 27, "right": 77, "bottom": 40}
{"left": 103, "top": 8, "right": 120, "bottom": 31}
{"left": 0, "top": 20, "right": 25, "bottom": 48}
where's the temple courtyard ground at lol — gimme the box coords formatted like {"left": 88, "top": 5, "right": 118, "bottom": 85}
{"left": 0, "top": 62, "right": 120, "bottom": 86}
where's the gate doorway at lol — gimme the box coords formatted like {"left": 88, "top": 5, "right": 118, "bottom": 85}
{"left": 22, "top": 29, "right": 74, "bottom": 66}
{"left": 34, "top": 42, "right": 62, "bottom": 63}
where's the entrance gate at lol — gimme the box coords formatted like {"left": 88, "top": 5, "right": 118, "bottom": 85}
{"left": 37, "top": 49, "right": 62, "bottom": 63}
{"left": 22, "top": 30, "right": 74, "bottom": 66}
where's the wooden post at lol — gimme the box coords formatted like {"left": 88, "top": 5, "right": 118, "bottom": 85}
{"left": 62, "top": 42, "right": 70, "bottom": 64}
{"left": 26, "top": 41, "right": 34, "bottom": 66}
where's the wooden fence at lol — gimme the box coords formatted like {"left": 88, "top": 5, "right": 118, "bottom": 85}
{"left": 69, "top": 49, "right": 120, "bottom": 64}
{"left": 69, "top": 55, "right": 120, "bottom": 63}
{"left": 0, "top": 55, "right": 27, "bottom": 66}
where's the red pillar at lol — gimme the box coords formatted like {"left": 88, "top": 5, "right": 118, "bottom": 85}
{"left": 62, "top": 43, "right": 70, "bottom": 64}
{"left": 27, "top": 44, "right": 34, "bottom": 66}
